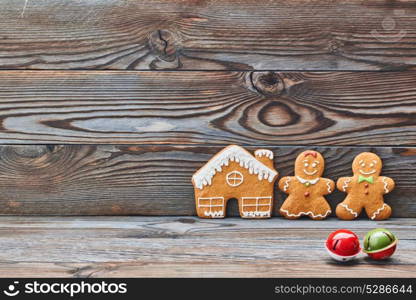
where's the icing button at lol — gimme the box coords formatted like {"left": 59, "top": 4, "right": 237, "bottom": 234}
{"left": 305, "top": 182, "right": 310, "bottom": 187}
{"left": 304, "top": 192, "right": 310, "bottom": 197}
{"left": 365, "top": 183, "right": 369, "bottom": 188}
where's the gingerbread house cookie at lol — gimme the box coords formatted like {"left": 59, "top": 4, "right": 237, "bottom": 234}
{"left": 336, "top": 152, "right": 395, "bottom": 220}
{"left": 192, "top": 145, "right": 278, "bottom": 218}
{"left": 278, "top": 150, "right": 334, "bottom": 220}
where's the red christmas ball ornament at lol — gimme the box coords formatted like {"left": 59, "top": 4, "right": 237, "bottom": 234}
{"left": 325, "top": 229, "right": 361, "bottom": 262}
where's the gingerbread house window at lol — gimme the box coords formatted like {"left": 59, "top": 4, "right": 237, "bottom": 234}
{"left": 226, "top": 171, "right": 244, "bottom": 187}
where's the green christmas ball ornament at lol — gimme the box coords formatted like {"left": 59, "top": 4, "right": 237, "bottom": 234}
{"left": 363, "top": 228, "right": 397, "bottom": 260}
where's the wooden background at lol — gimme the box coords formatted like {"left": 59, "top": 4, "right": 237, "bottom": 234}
{"left": 0, "top": 0, "right": 415, "bottom": 218}
{"left": 0, "top": 0, "right": 415, "bottom": 279}
{"left": 1, "top": 0, "right": 416, "bottom": 71}
{"left": 0, "top": 217, "right": 414, "bottom": 277}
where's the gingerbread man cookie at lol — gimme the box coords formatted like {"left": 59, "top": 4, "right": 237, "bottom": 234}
{"left": 336, "top": 152, "right": 395, "bottom": 220}
{"left": 278, "top": 150, "right": 334, "bottom": 220}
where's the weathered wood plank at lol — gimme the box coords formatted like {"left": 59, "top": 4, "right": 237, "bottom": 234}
{"left": 1, "top": 0, "right": 416, "bottom": 70}
{"left": 1, "top": 261, "right": 415, "bottom": 278}
{"left": 1, "top": 71, "right": 416, "bottom": 145}
{"left": 0, "top": 145, "right": 415, "bottom": 216}
{"left": 0, "top": 217, "right": 414, "bottom": 277}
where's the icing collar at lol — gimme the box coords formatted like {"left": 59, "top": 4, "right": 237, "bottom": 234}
{"left": 296, "top": 176, "right": 320, "bottom": 185}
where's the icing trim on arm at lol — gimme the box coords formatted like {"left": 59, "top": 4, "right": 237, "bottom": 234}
{"left": 342, "top": 178, "right": 351, "bottom": 192}
{"left": 283, "top": 177, "right": 291, "bottom": 192}
{"left": 382, "top": 177, "right": 389, "bottom": 193}
{"left": 326, "top": 179, "right": 332, "bottom": 193}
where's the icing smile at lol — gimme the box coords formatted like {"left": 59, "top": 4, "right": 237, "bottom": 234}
{"left": 359, "top": 169, "right": 376, "bottom": 175}
{"left": 303, "top": 169, "right": 318, "bottom": 176}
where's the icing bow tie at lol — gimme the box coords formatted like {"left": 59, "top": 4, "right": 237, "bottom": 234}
{"left": 358, "top": 175, "right": 373, "bottom": 184}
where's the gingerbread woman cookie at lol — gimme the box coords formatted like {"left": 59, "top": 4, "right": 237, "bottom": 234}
{"left": 336, "top": 152, "right": 395, "bottom": 220}
{"left": 278, "top": 150, "right": 334, "bottom": 220}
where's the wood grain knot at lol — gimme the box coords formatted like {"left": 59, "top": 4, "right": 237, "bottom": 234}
{"left": 8, "top": 145, "right": 51, "bottom": 158}
{"left": 327, "top": 39, "right": 344, "bottom": 54}
{"left": 177, "top": 218, "right": 196, "bottom": 224}
{"left": 148, "top": 30, "right": 181, "bottom": 70}
{"left": 250, "top": 72, "right": 285, "bottom": 96}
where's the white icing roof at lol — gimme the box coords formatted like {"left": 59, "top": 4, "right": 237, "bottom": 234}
{"left": 192, "top": 145, "right": 277, "bottom": 190}
{"left": 254, "top": 149, "right": 274, "bottom": 159}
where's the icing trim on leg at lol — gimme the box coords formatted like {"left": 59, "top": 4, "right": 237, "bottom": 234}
{"left": 280, "top": 208, "right": 331, "bottom": 218}
{"left": 371, "top": 203, "right": 387, "bottom": 220}
{"left": 339, "top": 203, "right": 358, "bottom": 218}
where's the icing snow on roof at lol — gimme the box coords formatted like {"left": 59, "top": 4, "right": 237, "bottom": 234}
{"left": 192, "top": 145, "right": 277, "bottom": 190}
{"left": 254, "top": 149, "right": 274, "bottom": 160}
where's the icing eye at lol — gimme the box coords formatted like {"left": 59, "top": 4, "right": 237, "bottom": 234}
{"left": 369, "top": 163, "right": 375, "bottom": 167}
{"left": 304, "top": 163, "right": 309, "bottom": 167}
{"left": 361, "top": 163, "right": 365, "bottom": 167}
{"left": 312, "top": 162, "right": 317, "bottom": 168}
